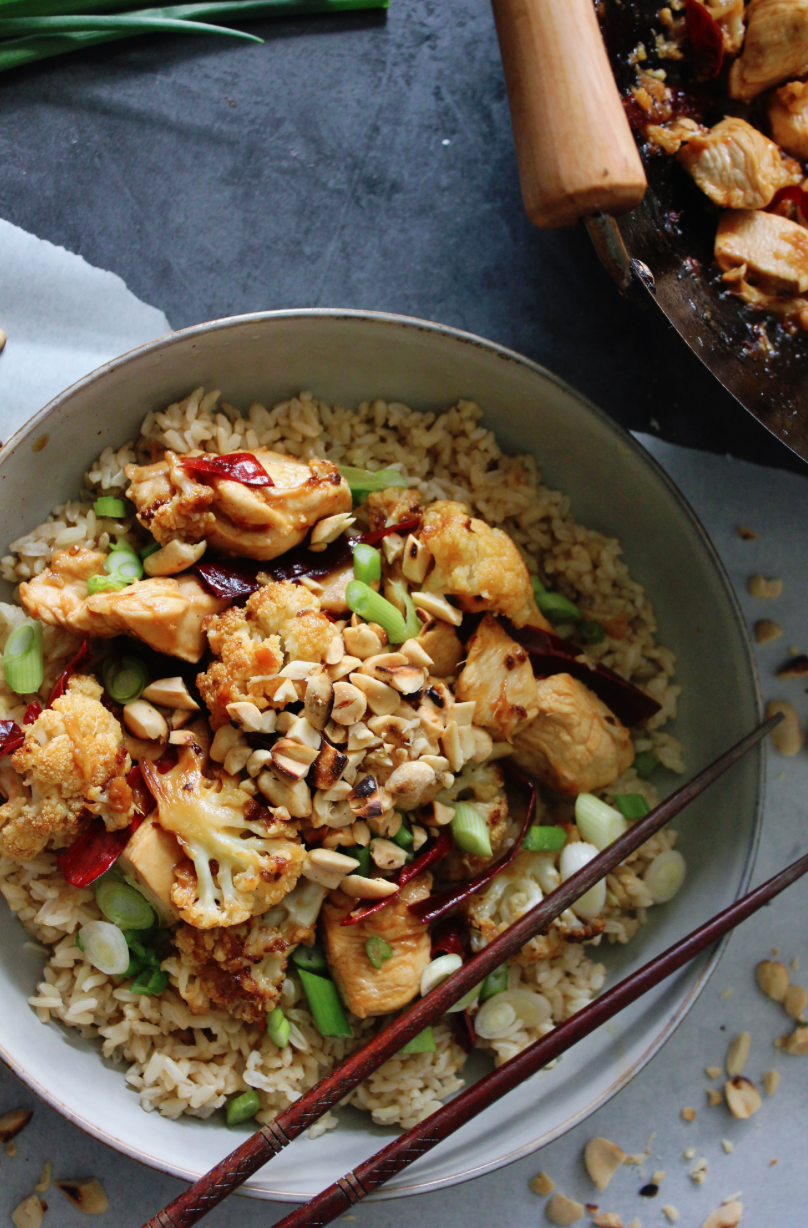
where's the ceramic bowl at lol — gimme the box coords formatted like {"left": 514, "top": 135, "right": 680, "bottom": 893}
{"left": 0, "top": 310, "right": 762, "bottom": 1200}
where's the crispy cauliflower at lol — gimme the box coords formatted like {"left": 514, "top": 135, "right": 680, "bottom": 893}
{"left": 365, "top": 486, "right": 423, "bottom": 532}
{"left": 125, "top": 449, "right": 351, "bottom": 559}
{"left": 418, "top": 501, "right": 550, "bottom": 630}
{"left": 0, "top": 675, "right": 133, "bottom": 860}
{"left": 141, "top": 744, "right": 306, "bottom": 928}
{"left": 197, "top": 579, "right": 337, "bottom": 726}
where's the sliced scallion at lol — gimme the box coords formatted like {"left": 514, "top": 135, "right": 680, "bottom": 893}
{"left": 559, "top": 842, "right": 606, "bottom": 920}
{"left": 291, "top": 944, "right": 328, "bottom": 973}
{"left": 93, "top": 496, "right": 127, "bottom": 518}
{"left": 78, "top": 921, "right": 130, "bottom": 976}
{"left": 337, "top": 464, "right": 408, "bottom": 503}
{"left": 226, "top": 1088, "right": 261, "bottom": 1126}
{"left": 297, "top": 968, "right": 352, "bottom": 1038}
{"left": 352, "top": 543, "right": 381, "bottom": 586}
{"left": 105, "top": 550, "right": 143, "bottom": 583}
{"left": 393, "top": 820, "right": 413, "bottom": 851}
{"left": 87, "top": 573, "right": 130, "bottom": 595}
{"left": 613, "top": 793, "right": 650, "bottom": 820}
{"left": 103, "top": 655, "right": 148, "bottom": 704}
{"left": 574, "top": 793, "right": 627, "bottom": 851}
{"left": 451, "top": 802, "right": 492, "bottom": 858}
{"left": 531, "top": 577, "right": 581, "bottom": 624}
{"left": 345, "top": 580, "right": 410, "bottom": 644}
{"left": 130, "top": 967, "right": 169, "bottom": 995}
{"left": 399, "top": 1027, "right": 436, "bottom": 1055}
{"left": 446, "top": 980, "right": 482, "bottom": 1014}
{"left": 2, "top": 618, "right": 44, "bottom": 695}
{"left": 342, "top": 845, "right": 371, "bottom": 877}
{"left": 579, "top": 619, "right": 606, "bottom": 644}
{"left": 95, "top": 880, "right": 155, "bottom": 930}
{"left": 643, "top": 849, "right": 686, "bottom": 903}
{"left": 365, "top": 936, "right": 393, "bottom": 969}
{"left": 521, "top": 825, "right": 567, "bottom": 853}
{"left": 479, "top": 963, "right": 508, "bottom": 1002}
{"left": 420, "top": 953, "right": 462, "bottom": 997}
{"left": 633, "top": 751, "right": 659, "bottom": 779}
{"left": 266, "top": 1007, "right": 291, "bottom": 1049}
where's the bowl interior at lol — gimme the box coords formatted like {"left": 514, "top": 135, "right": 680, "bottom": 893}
{"left": 0, "top": 311, "right": 762, "bottom": 1199}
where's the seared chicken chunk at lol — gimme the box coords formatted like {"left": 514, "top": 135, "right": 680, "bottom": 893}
{"left": 678, "top": 118, "right": 801, "bottom": 210}
{"left": 197, "top": 579, "right": 337, "bottom": 726}
{"left": 125, "top": 449, "right": 351, "bottom": 560}
{"left": 419, "top": 502, "right": 550, "bottom": 630}
{"left": 20, "top": 546, "right": 227, "bottom": 663}
{"left": 715, "top": 208, "right": 808, "bottom": 296}
{"left": 322, "top": 873, "right": 433, "bottom": 1018}
{"left": 416, "top": 618, "right": 465, "bottom": 678}
{"left": 769, "top": 80, "right": 808, "bottom": 159}
{"left": 174, "top": 913, "right": 290, "bottom": 1023}
{"left": 455, "top": 614, "right": 539, "bottom": 741}
{"left": 703, "top": 0, "right": 746, "bottom": 54}
{"left": 510, "top": 673, "right": 633, "bottom": 796}
{"left": 729, "top": 0, "right": 808, "bottom": 102}
{"left": 0, "top": 675, "right": 133, "bottom": 860}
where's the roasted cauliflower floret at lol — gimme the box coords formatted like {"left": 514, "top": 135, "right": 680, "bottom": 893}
{"left": 322, "top": 873, "right": 433, "bottom": 1018}
{"left": 125, "top": 449, "right": 351, "bottom": 560}
{"left": 729, "top": 0, "right": 808, "bottom": 102}
{"left": 678, "top": 117, "right": 801, "bottom": 210}
{"left": 510, "top": 673, "right": 633, "bottom": 796}
{"left": 0, "top": 674, "right": 133, "bottom": 860}
{"left": 20, "top": 546, "right": 227, "bottom": 663}
{"left": 365, "top": 486, "right": 423, "bottom": 532}
{"left": 141, "top": 744, "right": 306, "bottom": 928}
{"left": 197, "top": 580, "right": 337, "bottom": 726}
{"left": 174, "top": 913, "right": 290, "bottom": 1022}
{"left": 455, "top": 614, "right": 539, "bottom": 741}
{"left": 418, "top": 501, "right": 549, "bottom": 630}
{"left": 769, "top": 80, "right": 808, "bottom": 159}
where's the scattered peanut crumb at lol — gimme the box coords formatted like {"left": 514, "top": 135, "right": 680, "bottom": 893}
{"left": 784, "top": 983, "right": 807, "bottom": 1019}
{"left": 706, "top": 1065, "right": 723, "bottom": 1079}
{"left": 737, "top": 526, "right": 758, "bottom": 540}
{"left": 683, "top": 1148, "right": 696, "bottom": 1160}
{"left": 681, "top": 1106, "right": 696, "bottom": 1122}
{"left": 546, "top": 1191, "right": 584, "bottom": 1225}
{"left": 776, "top": 654, "right": 808, "bottom": 679}
{"left": 690, "top": 1157, "right": 708, "bottom": 1185}
{"left": 628, "top": 1221, "right": 641, "bottom": 1228}
{"left": 725, "top": 1076, "right": 762, "bottom": 1118}
{"left": 723, "top": 1193, "right": 743, "bottom": 1205}
{"left": 722, "top": 1140, "right": 733, "bottom": 1154}
{"left": 762, "top": 1069, "right": 779, "bottom": 1096}
{"left": 791, "top": 957, "right": 800, "bottom": 972}
{"left": 767, "top": 701, "right": 802, "bottom": 755}
{"left": 584, "top": 1138, "right": 626, "bottom": 1192}
{"left": 787, "top": 646, "right": 801, "bottom": 657}
{"left": 754, "top": 619, "right": 782, "bottom": 644}
{"left": 748, "top": 574, "right": 782, "bottom": 598}
{"left": 726, "top": 1032, "right": 751, "bottom": 1077}
{"left": 652, "top": 1171, "right": 666, "bottom": 1184}
{"left": 342, "top": 1218, "right": 356, "bottom": 1223}
{"left": 592, "top": 1215, "right": 622, "bottom": 1228}
{"left": 701, "top": 1200, "right": 743, "bottom": 1228}
{"left": 720, "top": 988, "right": 733, "bottom": 999}
{"left": 707, "top": 1088, "right": 724, "bottom": 1106}
{"left": 770, "top": 1158, "right": 778, "bottom": 1166}
{"left": 10, "top": 1195, "right": 43, "bottom": 1228}
{"left": 34, "top": 1160, "right": 52, "bottom": 1194}
{"left": 6, "top": 1140, "right": 17, "bottom": 1157}
{"left": 625, "top": 1154, "right": 646, "bottom": 1166}
{"left": 55, "top": 1178, "right": 109, "bottom": 1215}
{"left": 662, "top": 1208, "right": 679, "bottom": 1224}
{"left": 0, "top": 329, "right": 6, "bottom": 354}
{"left": 780, "top": 1023, "right": 808, "bottom": 1054}
{"left": 530, "top": 1172, "right": 555, "bottom": 1196}
{"left": 757, "top": 959, "right": 790, "bottom": 1000}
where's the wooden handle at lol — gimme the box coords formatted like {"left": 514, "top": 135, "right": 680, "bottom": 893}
{"left": 491, "top": 0, "right": 647, "bottom": 228}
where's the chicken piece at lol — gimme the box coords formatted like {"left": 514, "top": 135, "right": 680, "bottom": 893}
{"left": 0, "top": 675, "right": 133, "bottom": 860}
{"left": 118, "top": 816, "right": 186, "bottom": 924}
{"left": 416, "top": 618, "right": 465, "bottom": 678}
{"left": 322, "top": 873, "right": 433, "bottom": 1018}
{"left": 510, "top": 673, "right": 633, "bottom": 796}
{"left": 174, "top": 913, "right": 289, "bottom": 1022}
{"left": 125, "top": 449, "right": 351, "bottom": 560}
{"left": 729, "top": 0, "right": 808, "bottom": 102}
{"left": 20, "top": 547, "right": 227, "bottom": 664}
{"left": 769, "top": 80, "right": 808, "bottom": 160}
{"left": 197, "top": 579, "right": 337, "bottom": 726}
{"left": 678, "top": 118, "right": 801, "bottom": 210}
{"left": 715, "top": 208, "right": 808, "bottom": 296}
{"left": 419, "top": 501, "right": 550, "bottom": 630}
{"left": 455, "top": 614, "right": 539, "bottom": 741}
{"left": 365, "top": 487, "right": 423, "bottom": 532}
{"left": 703, "top": 0, "right": 745, "bottom": 54}
{"left": 141, "top": 744, "right": 306, "bottom": 928}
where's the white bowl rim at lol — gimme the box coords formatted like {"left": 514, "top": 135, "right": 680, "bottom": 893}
{"left": 0, "top": 307, "right": 764, "bottom": 1200}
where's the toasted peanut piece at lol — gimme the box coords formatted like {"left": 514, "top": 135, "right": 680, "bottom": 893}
{"left": 312, "top": 741, "right": 349, "bottom": 791}
{"left": 412, "top": 591, "right": 463, "bottom": 626}
{"left": 738, "top": 525, "right": 757, "bottom": 540}
{"left": 754, "top": 619, "right": 782, "bottom": 644}
{"left": 767, "top": 700, "right": 802, "bottom": 756}
{"left": 309, "top": 511, "right": 355, "bottom": 549}
{"left": 223, "top": 744, "right": 252, "bottom": 776}
{"left": 777, "top": 654, "right": 808, "bottom": 678}
{"left": 142, "top": 676, "right": 199, "bottom": 710}
{"left": 0, "top": 1109, "right": 32, "bottom": 1143}
{"left": 756, "top": 958, "right": 790, "bottom": 1001}
{"left": 285, "top": 716, "right": 322, "bottom": 750}
{"left": 169, "top": 729, "right": 197, "bottom": 746}
{"left": 329, "top": 654, "right": 363, "bottom": 682}
{"left": 257, "top": 769, "right": 312, "bottom": 818}
{"left": 529, "top": 1172, "right": 554, "bottom": 1197}
{"left": 349, "top": 774, "right": 391, "bottom": 821}
{"left": 351, "top": 820, "right": 371, "bottom": 847}
{"left": 382, "top": 532, "right": 405, "bottom": 565}
{"left": 303, "top": 847, "right": 360, "bottom": 890}
{"left": 34, "top": 1160, "right": 52, "bottom": 1195}
{"left": 762, "top": 1069, "right": 780, "bottom": 1096}
{"left": 246, "top": 749, "right": 273, "bottom": 778}
{"left": 349, "top": 672, "right": 399, "bottom": 716}
{"left": 331, "top": 681, "right": 368, "bottom": 725}
{"left": 325, "top": 633, "right": 345, "bottom": 666}
{"left": 583, "top": 1137, "right": 626, "bottom": 1191}
{"left": 420, "top": 799, "right": 455, "bottom": 826}
{"left": 366, "top": 809, "right": 402, "bottom": 838}
{"left": 748, "top": 574, "right": 782, "bottom": 598}
{"left": 400, "top": 638, "right": 433, "bottom": 669}
{"left": 724, "top": 1075, "right": 762, "bottom": 1119}
{"left": 210, "top": 723, "right": 243, "bottom": 762}
{"left": 344, "top": 624, "right": 384, "bottom": 660}
{"left": 304, "top": 669, "right": 334, "bottom": 730}
{"left": 441, "top": 720, "right": 464, "bottom": 772}
{"left": 11, "top": 1196, "right": 44, "bottom": 1228}
{"left": 545, "top": 1192, "right": 584, "bottom": 1225}
{"left": 226, "top": 700, "right": 264, "bottom": 732}
{"left": 271, "top": 737, "right": 319, "bottom": 780}
{"left": 311, "top": 790, "right": 353, "bottom": 830}
{"left": 0, "top": 330, "right": 6, "bottom": 354}
{"left": 781, "top": 1024, "right": 808, "bottom": 1054}
{"left": 124, "top": 699, "right": 168, "bottom": 741}
{"left": 402, "top": 534, "right": 432, "bottom": 585}
{"left": 726, "top": 1031, "right": 751, "bottom": 1077}
{"left": 705, "top": 1065, "right": 722, "bottom": 1079}
{"left": 681, "top": 1106, "right": 696, "bottom": 1122}
{"left": 340, "top": 875, "right": 398, "bottom": 899}
{"left": 143, "top": 538, "right": 206, "bottom": 576}
{"left": 370, "top": 837, "right": 407, "bottom": 871}
{"left": 784, "top": 983, "right": 807, "bottom": 1019}
{"left": 278, "top": 660, "right": 319, "bottom": 681}
{"left": 701, "top": 1202, "right": 742, "bottom": 1228}
{"left": 411, "top": 823, "right": 428, "bottom": 850}
{"left": 55, "top": 1179, "right": 109, "bottom": 1215}
{"left": 706, "top": 1088, "right": 723, "bottom": 1107}
{"left": 385, "top": 760, "right": 437, "bottom": 810}
{"left": 592, "top": 1215, "right": 623, "bottom": 1228}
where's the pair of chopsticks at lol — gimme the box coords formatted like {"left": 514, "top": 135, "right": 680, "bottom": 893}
{"left": 144, "top": 715, "right": 781, "bottom": 1228}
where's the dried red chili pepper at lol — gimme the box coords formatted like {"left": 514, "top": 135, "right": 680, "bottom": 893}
{"left": 408, "top": 764, "right": 537, "bottom": 925}
{"left": 769, "top": 184, "right": 808, "bottom": 217}
{"left": 23, "top": 701, "right": 42, "bottom": 725}
{"left": 182, "top": 452, "right": 274, "bottom": 488}
{"left": 57, "top": 764, "right": 155, "bottom": 888}
{"left": 47, "top": 637, "right": 90, "bottom": 707}
{"left": 340, "top": 827, "right": 454, "bottom": 927}
{"left": 685, "top": 0, "right": 724, "bottom": 79}
{"left": 430, "top": 917, "right": 469, "bottom": 960}
{"left": 451, "top": 1008, "right": 476, "bottom": 1055}
{"left": 0, "top": 720, "right": 24, "bottom": 758}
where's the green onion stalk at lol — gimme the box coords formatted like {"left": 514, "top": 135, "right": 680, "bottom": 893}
{"left": 2, "top": 618, "right": 44, "bottom": 695}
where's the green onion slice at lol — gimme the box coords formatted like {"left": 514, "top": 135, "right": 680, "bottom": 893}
{"left": 291, "top": 944, "right": 328, "bottom": 973}
{"left": 87, "top": 573, "right": 130, "bottom": 595}
{"left": 365, "top": 936, "right": 393, "bottom": 969}
{"left": 531, "top": 577, "right": 581, "bottom": 624}
{"left": 78, "top": 921, "right": 130, "bottom": 976}
{"left": 574, "top": 793, "right": 627, "bottom": 851}
{"left": 479, "top": 963, "right": 508, "bottom": 1002}
{"left": 2, "top": 618, "right": 44, "bottom": 696}
{"left": 393, "top": 821, "right": 414, "bottom": 851}
{"left": 226, "top": 1088, "right": 261, "bottom": 1126}
{"left": 579, "top": 619, "right": 606, "bottom": 644}
{"left": 643, "top": 849, "right": 686, "bottom": 903}
{"left": 522, "top": 824, "right": 567, "bottom": 853}
{"left": 446, "top": 980, "right": 482, "bottom": 1014}
{"left": 103, "top": 655, "right": 148, "bottom": 704}
{"left": 633, "top": 751, "right": 659, "bottom": 779}
{"left": 399, "top": 1027, "right": 437, "bottom": 1055}
{"left": 342, "top": 845, "right": 371, "bottom": 877}
{"left": 266, "top": 1007, "right": 291, "bottom": 1049}
{"left": 106, "top": 550, "right": 143, "bottom": 582}
{"left": 451, "top": 802, "right": 492, "bottom": 858}
{"left": 93, "top": 496, "right": 127, "bottom": 518}
{"left": 130, "top": 967, "right": 169, "bottom": 996}
{"left": 95, "top": 880, "right": 155, "bottom": 931}
{"left": 337, "top": 464, "right": 408, "bottom": 503}
{"left": 345, "top": 580, "right": 411, "bottom": 644}
{"left": 613, "top": 793, "right": 651, "bottom": 820}
{"left": 352, "top": 543, "right": 381, "bottom": 586}
{"left": 297, "top": 968, "right": 352, "bottom": 1038}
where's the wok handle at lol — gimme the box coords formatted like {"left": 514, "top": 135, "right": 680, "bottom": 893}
{"left": 491, "top": 0, "right": 647, "bottom": 228}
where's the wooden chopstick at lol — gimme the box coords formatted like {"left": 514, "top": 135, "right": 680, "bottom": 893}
{"left": 143, "top": 715, "right": 777, "bottom": 1228}
{"left": 270, "top": 846, "right": 808, "bottom": 1228}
